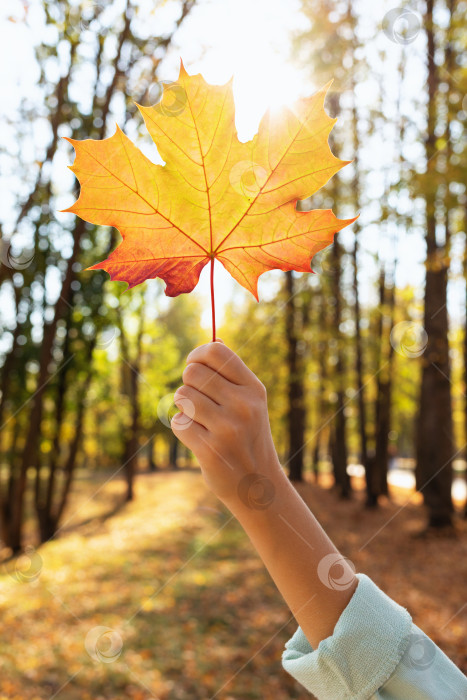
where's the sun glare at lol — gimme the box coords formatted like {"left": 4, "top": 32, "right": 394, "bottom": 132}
{"left": 178, "top": 0, "right": 307, "bottom": 141}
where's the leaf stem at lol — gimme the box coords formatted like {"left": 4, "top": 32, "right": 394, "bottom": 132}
{"left": 210, "top": 257, "right": 216, "bottom": 342}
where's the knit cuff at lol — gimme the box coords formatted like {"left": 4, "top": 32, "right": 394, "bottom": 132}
{"left": 282, "top": 573, "right": 413, "bottom": 700}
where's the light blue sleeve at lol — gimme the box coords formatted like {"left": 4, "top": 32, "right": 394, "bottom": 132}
{"left": 282, "top": 573, "right": 467, "bottom": 700}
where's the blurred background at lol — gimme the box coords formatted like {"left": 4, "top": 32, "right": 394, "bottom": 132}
{"left": 0, "top": 0, "right": 466, "bottom": 698}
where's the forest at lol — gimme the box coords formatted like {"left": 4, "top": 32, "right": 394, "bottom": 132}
{"left": 0, "top": 0, "right": 466, "bottom": 697}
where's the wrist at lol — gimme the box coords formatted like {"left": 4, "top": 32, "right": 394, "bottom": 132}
{"left": 219, "top": 460, "right": 292, "bottom": 521}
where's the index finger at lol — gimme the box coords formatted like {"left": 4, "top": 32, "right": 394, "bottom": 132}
{"left": 186, "top": 342, "right": 254, "bottom": 386}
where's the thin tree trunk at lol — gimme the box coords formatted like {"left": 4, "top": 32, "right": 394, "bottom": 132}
{"left": 313, "top": 291, "right": 330, "bottom": 484}
{"left": 55, "top": 365, "right": 95, "bottom": 527}
{"left": 169, "top": 435, "right": 179, "bottom": 469}
{"left": 0, "top": 418, "right": 20, "bottom": 546}
{"left": 331, "top": 239, "right": 350, "bottom": 498}
{"left": 374, "top": 272, "right": 396, "bottom": 498}
{"left": 285, "top": 271, "right": 306, "bottom": 481}
{"left": 370, "top": 269, "right": 393, "bottom": 503}
{"left": 117, "top": 302, "right": 144, "bottom": 502}
{"left": 348, "top": 0, "right": 368, "bottom": 491}
{"left": 147, "top": 434, "right": 157, "bottom": 472}
{"left": 35, "top": 315, "right": 71, "bottom": 542}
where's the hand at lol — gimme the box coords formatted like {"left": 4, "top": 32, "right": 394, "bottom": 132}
{"left": 171, "top": 341, "right": 283, "bottom": 506}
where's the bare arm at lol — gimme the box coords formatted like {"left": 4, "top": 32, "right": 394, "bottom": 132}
{"left": 171, "top": 341, "right": 357, "bottom": 648}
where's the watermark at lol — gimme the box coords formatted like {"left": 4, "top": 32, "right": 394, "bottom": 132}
{"left": 158, "top": 392, "right": 195, "bottom": 430}
{"left": 382, "top": 7, "right": 422, "bottom": 45}
{"left": 141, "top": 80, "right": 187, "bottom": 117}
{"left": 317, "top": 552, "right": 356, "bottom": 591}
{"left": 311, "top": 245, "right": 336, "bottom": 276}
{"left": 85, "top": 626, "right": 123, "bottom": 663}
{"left": 230, "top": 160, "right": 267, "bottom": 200}
{"left": 5, "top": 545, "right": 43, "bottom": 583}
{"left": 237, "top": 473, "right": 276, "bottom": 510}
{"left": 390, "top": 321, "right": 428, "bottom": 358}
{"left": 0, "top": 238, "right": 34, "bottom": 271}
{"left": 398, "top": 632, "right": 437, "bottom": 671}
{"left": 95, "top": 326, "right": 118, "bottom": 350}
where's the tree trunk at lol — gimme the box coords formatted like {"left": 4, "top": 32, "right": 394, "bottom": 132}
{"left": 348, "top": 15, "right": 369, "bottom": 489}
{"left": 117, "top": 305, "right": 144, "bottom": 502}
{"left": 330, "top": 239, "right": 350, "bottom": 498}
{"left": 285, "top": 271, "right": 307, "bottom": 481}
{"left": 169, "top": 435, "right": 179, "bottom": 469}
{"left": 416, "top": 262, "right": 453, "bottom": 528}
{"left": 371, "top": 269, "right": 394, "bottom": 502}
{"left": 55, "top": 372, "right": 94, "bottom": 527}
{"left": 147, "top": 434, "right": 157, "bottom": 472}
{"left": 312, "top": 291, "right": 330, "bottom": 484}
{"left": 35, "top": 338, "right": 95, "bottom": 543}
{"left": 415, "top": 0, "right": 454, "bottom": 529}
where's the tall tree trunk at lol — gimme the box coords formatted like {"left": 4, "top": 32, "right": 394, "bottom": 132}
{"left": 330, "top": 239, "right": 350, "bottom": 498}
{"left": 312, "top": 290, "right": 330, "bottom": 483}
{"left": 348, "top": 0, "right": 368, "bottom": 491}
{"left": 374, "top": 275, "right": 396, "bottom": 499}
{"left": 117, "top": 301, "right": 144, "bottom": 502}
{"left": 352, "top": 231, "right": 368, "bottom": 468}
{"left": 415, "top": 0, "right": 454, "bottom": 529}
{"left": 324, "top": 90, "right": 350, "bottom": 498}
{"left": 35, "top": 314, "right": 72, "bottom": 542}
{"left": 285, "top": 271, "right": 307, "bottom": 481}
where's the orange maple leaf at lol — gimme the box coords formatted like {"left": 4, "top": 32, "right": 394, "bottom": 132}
{"left": 64, "top": 61, "right": 356, "bottom": 330}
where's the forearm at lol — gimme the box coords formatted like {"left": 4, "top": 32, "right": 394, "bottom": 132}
{"left": 221, "top": 462, "right": 357, "bottom": 649}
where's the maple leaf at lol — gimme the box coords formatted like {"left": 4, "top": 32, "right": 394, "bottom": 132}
{"left": 63, "top": 61, "right": 356, "bottom": 336}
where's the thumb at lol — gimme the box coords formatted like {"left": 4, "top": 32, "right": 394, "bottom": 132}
{"left": 212, "top": 337, "right": 225, "bottom": 344}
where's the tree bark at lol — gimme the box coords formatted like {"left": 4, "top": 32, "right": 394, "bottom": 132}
{"left": 285, "top": 271, "right": 307, "bottom": 481}
{"left": 312, "top": 291, "right": 330, "bottom": 483}
{"left": 330, "top": 239, "right": 350, "bottom": 498}
{"left": 147, "top": 434, "right": 157, "bottom": 472}
{"left": 348, "top": 0, "right": 368, "bottom": 493}
{"left": 169, "top": 435, "right": 179, "bottom": 469}
{"left": 117, "top": 305, "right": 144, "bottom": 502}
{"left": 370, "top": 269, "right": 394, "bottom": 503}
{"left": 415, "top": 0, "right": 454, "bottom": 529}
